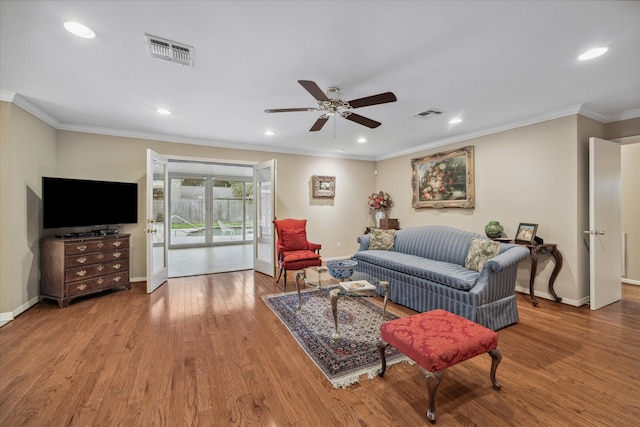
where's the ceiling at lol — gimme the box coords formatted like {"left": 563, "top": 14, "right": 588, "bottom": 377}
{"left": 1, "top": 1, "right": 638, "bottom": 161}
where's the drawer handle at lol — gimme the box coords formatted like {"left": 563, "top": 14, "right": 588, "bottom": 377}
{"left": 76, "top": 245, "right": 87, "bottom": 252}
{"left": 97, "top": 253, "right": 104, "bottom": 259}
{"left": 97, "top": 242, "right": 105, "bottom": 248}
{"left": 113, "top": 263, "right": 121, "bottom": 270}
{"left": 113, "top": 241, "right": 122, "bottom": 247}
{"left": 113, "top": 276, "right": 121, "bottom": 282}
{"left": 76, "top": 270, "right": 87, "bottom": 277}
{"left": 76, "top": 257, "right": 87, "bottom": 264}
{"left": 113, "top": 252, "right": 122, "bottom": 258}
{"left": 76, "top": 284, "right": 87, "bottom": 291}
{"left": 97, "top": 278, "right": 104, "bottom": 285}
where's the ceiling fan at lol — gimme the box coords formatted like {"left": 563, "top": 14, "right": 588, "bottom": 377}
{"left": 264, "top": 80, "right": 397, "bottom": 132}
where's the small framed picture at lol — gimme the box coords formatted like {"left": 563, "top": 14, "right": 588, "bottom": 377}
{"left": 515, "top": 223, "right": 538, "bottom": 244}
{"left": 312, "top": 175, "right": 335, "bottom": 198}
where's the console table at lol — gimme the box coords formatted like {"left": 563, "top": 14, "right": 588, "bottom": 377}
{"left": 516, "top": 242, "right": 563, "bottom": 306}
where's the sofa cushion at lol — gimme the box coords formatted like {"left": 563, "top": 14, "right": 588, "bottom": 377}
{"left": 369, "top": 228, "right": 395, "bottom": 251}
{"left": 353, "top": 250, "right": 479, "bottom": 291}
{"left": 465, "top": 238, "right": 500, "bottom": 272}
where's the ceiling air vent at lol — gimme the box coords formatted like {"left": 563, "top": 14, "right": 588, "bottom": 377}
{"left": 145, "top": 34, "right": 193, "bottom": 66}
{"left": 413, "top": 108, "right": 443, "bottom": 118}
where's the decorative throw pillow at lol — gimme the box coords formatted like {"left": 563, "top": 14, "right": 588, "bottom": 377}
{"left": 369, "top": 229, "right": 396, "bottom": 251}
{"left": 465, "top": 238, "right": 500, "bottom": 272}
{"left": 280, "top": 228, "right": 308, "bottom": 251}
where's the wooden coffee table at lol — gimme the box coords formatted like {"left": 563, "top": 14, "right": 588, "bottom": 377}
{"left": 294, "top": 266, "right": 390, "bottom": 339}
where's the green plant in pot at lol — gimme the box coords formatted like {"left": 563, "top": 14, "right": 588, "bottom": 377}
{"left": 485, "top": 221, "right": 504, "bottom": 238}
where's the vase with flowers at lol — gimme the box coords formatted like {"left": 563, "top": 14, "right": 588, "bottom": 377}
{"left": 369, "top": 191, "right": 392, "bottom": 227}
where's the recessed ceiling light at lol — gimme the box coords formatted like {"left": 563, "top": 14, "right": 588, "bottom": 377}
{"left": 156, "top": 108, "right": 172, "bottom": 115}
{"left": 264, "top": 130, "right": 275, "bottom": 136}
{"left": 63, "top": 21, "right": 96, "bottom": 39}
{"left": 357, "top": 137, "right": 367, "bottom": 143}
{"left": 578, "top": 47, "right": 609, "bottom": 61}
{"left": 449, "top": 117, "right": 463, "bottom": 124}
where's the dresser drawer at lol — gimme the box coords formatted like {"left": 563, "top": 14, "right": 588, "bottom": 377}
{"left": 65, "top": 271, "right": 130, "bottom": 297}
{"left": 66, "top": 248, "right": 130, "bottom": 267}
{"left": 65, "top": 260, "right": 129, "bottom": 283}
{"left": 64, "top": 237, "right": 129, "bottom": 256}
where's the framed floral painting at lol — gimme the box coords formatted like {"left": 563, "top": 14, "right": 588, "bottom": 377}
{"left": 312, "top": 175, "right": 335, "bottom": 198}
{"left": 411, "top": 146, "right": 475, "bottom": 209}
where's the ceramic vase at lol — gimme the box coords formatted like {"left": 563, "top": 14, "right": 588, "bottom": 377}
{"left": 485, "top": 221, "right": 504, "bottom": 238}
{"left": 375, "top": 210, "right": 386, "bottom": 228}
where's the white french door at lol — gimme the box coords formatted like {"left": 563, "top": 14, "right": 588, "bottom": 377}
{"left": 146, "top": 149, "right": 169, "bottom": 293}
{"left": 253, "top": 160, "right": 276, "bottom": 276}
{"left": 587, "top": 137, "right": 621, "bottom": 309}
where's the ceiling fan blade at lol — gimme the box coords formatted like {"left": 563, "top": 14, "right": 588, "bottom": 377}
{"left": 298, "top": 80, "right": 329, "bottom": 101}
{"left": 264, "top": 107, "right": 318, "bottom": 113}
{"left": 309, "top": 116, "right": 329, "bottom": 132}
{"left": 343, "top": 112, "right": 381, "bottom": 129}
{"left": 348, "top": 92, "right": 397, "bottom": 109}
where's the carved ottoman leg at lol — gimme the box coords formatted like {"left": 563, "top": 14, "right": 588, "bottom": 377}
{"left": 488, "top": 348, "right": 502, "bottom": 389}
{"left": 420, "top": 366, "right": 443, "bottom": 424}
{"left": 377, "top": 339, "right": 388, "bottom": 377}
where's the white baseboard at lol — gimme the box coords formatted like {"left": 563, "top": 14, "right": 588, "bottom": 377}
{"left": 515, "top": 285, "right": 584, "bottom": 307}
{"left": 0, "top": 295, "right": 40, "bottom": 328}
{"left": 623, "top": 278, "right": 640, "bottom": 286}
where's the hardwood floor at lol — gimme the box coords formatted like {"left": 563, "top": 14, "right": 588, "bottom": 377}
{"left": 1, "top": 273, "right": 638, "bottom": 426}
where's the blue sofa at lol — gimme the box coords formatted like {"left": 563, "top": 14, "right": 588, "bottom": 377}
{"left": 352, "top": 225, "right": 530, "bottom": 330}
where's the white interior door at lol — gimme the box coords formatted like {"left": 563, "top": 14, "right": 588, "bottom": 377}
{"left": 253, "top": 159, "right": 276, "bottom": 276}
{"left": 588, "top": 137, "right": 622, "bottom": 309}
{"left": 146, "top": 149, "right": 169, "bottom": 293}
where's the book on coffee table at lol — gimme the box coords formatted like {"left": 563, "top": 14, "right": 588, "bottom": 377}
{"left": 339, "top": 280, "right": 376, "bottom": 292}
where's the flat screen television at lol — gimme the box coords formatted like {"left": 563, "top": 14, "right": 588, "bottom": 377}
{"left": 42, "top": 177, "right": 138, "bottom": 229}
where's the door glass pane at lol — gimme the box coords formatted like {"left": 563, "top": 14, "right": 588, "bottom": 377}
{"left": 170, "top": 177, "right": 205, "bottom": 245}
{"left": 152, "top": 160, "right": 166, "bottom": 273}
{"left": 256, "top": 168, "right": 273, "bottom": 263}
{"left": 244, "top": 182, "right": 254, "bottom": 241}
{"left": 212, "top": 179, "right": 252, "bottom": 242}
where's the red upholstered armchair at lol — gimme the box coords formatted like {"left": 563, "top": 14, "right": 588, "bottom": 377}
{"left": 273, "top": 218, "right": 322, "bottom": 290}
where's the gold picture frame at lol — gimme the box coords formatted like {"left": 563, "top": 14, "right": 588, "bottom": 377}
{"left": 312, "top": 175, "right": 335, "bottom": 198}
{"left": 411, "top": 146, "right": 475, "bottom": 209}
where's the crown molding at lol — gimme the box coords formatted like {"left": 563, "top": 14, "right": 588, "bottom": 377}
{"left": 0, "top": 90, "right": 16, "bottom": 102}
{"left": 2, "top": 92, "right": 633, "bottom": 162}
{"left": 6, "top": 93, "right": 61, "bottom": 128}
{"left": 377, "top": 104, "right": 587, "bottom": 161}
{"left": 608, "top": 107, "right": 640, "bottom": 122}
{"left": 56, "top": 122, "right": 375, "bottom": 161}
{"left": 577, "top": 105, "right": 609, "bottom": 122}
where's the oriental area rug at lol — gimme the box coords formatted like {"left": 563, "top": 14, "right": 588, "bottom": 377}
{"left": 262, "top": 289, "right": 410, "bottom": 388}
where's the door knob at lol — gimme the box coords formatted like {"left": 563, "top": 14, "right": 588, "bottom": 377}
{"left": 583, "top": 230, "right": 605, "bottom": 235}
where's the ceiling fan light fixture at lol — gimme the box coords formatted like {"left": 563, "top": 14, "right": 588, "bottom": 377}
{"left": 357, "top": 137, "right": 367, "bottom": 143}
{"left": 64, "top": 21, "right": 96, "bottom": 39}
{"left": 156, "top": 108, "right": 172, "bottom": 115}
{"left": 578, "top": 47, "right": 609, "bottom": 61}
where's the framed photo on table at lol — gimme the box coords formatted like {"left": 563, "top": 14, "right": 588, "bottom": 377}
{"left": 515, "top": 223, "right": 538, "bottom": 244}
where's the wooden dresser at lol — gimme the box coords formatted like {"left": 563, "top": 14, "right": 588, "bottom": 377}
{"left": 40, "top": 234, "right": 131, "bottom": 307}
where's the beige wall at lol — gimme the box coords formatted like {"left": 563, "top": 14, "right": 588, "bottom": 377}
{"left": 621, "top": 143, "right": 640, "bottom": 282}
{"left": 53, "top": 131, "right": 377, "bottom": 279}
{"left": 605, "top": 117, "right": 640, "bottom": 140}
{"left": 2, "top": 100, "right": 637, "bottom": 318}
{"left": 375, "top": 116, "right": 590, "bottom": 303}
{"left": 0, "top": 102, "right": 57, "bottom": 316}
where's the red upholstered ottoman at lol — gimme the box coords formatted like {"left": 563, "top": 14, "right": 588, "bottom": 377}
{"left": 377, "top": 309, "right": 502, "bottom": 423}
